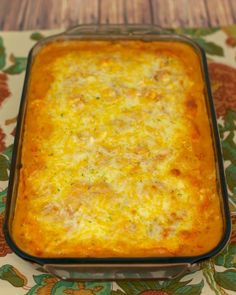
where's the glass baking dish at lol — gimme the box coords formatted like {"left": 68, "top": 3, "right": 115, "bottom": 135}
{"left": 3, "top": 24, "right": 231, "bottom": 280}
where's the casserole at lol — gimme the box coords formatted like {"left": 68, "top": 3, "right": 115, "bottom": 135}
{"left": 4, "top": 25, "right": 231, "bottom": 280}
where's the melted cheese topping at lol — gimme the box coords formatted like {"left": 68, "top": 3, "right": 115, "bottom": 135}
{"left": 12, "top": 40, "right": 223, "bottom": 258}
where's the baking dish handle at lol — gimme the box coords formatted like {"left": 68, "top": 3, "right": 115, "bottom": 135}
{"left": 64, "top": 24, "right": 171, "bottom": 36}
{"left": 43, "top": 263, "right": 199, "bottom": 281}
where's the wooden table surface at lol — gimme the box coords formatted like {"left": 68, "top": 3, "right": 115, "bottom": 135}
{"left": 0, "top": 0, "right": 235, "bottom": 30}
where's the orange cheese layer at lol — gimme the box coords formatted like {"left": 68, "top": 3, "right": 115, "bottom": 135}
{"left": 12, "top": 40, "right": 223, "bottom": 257}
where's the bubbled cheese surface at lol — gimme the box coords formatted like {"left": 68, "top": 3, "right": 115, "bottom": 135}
{"left": 12, "top": 40, "right": 223, "bottom": 257}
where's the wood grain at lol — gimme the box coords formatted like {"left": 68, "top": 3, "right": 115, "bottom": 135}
{"left": 0, "top": 0, "right": 235, "bottom": 30}
{"left": 99, "top": 0, "right": 125, "bottom": 24}
{"left": 205, "top": 0, "right": 234, "bottom": 26}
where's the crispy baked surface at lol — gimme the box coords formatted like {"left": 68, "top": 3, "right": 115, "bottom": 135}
{"left": 12, "top": 40, "right": 223, "bottom": 257}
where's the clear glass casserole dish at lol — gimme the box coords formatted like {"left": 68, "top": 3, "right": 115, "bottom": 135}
{"left": 3, "top": 24, "right": 231, "bottom": 280}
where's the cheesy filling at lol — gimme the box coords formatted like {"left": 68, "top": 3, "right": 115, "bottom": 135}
{"left": 12, "top": 41, "right": 223, "bottom": 257}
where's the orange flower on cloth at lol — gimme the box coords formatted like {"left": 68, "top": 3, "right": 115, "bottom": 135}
{"left": 0, "top": 73, "right": 11, "bottom": 152}
{"left": 0, "top": 73, "right": 10, "bottom": 107}
{"left": 208, "top": 62, "right": 236, "bottom": 118}
{"left": 0, "top": 128, "right": 5, "bottom": 152}
{"left": 0, "top": 213, "right": 12, "bottom": 256}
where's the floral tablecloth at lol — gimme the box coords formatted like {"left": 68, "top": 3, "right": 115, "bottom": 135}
{"left": 0, "top": 27, "right": 236, "bottom": 295}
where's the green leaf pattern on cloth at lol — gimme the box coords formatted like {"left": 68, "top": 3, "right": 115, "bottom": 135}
{"left": 218, "top": 110, "right": 236, "bottom": 207}
{"left": 0, "top": 154, "right": 9, "bottom": 181}
{"left": 0, "top": 188, "right": 7, "bottom": 214}
{"left": 0, "top": 37, "right": 6, "bottom": 70}
{"left": 25, "top": 277, "right": 111, "bottom": 295}
{"left": 0, "top": 264, "right": 27, "bottom": 287}
{"left": 214, "top": 244, "right": 236, "bottom": 268}
{"left": 112, "top": 279, "right": 203, "bottom": 295}
{"left": 175, "top": 27, "right": 220, "bottom": 36}
{"left": 168, "top": 26, "right": 224, "bottom": 56}
{"left": 194, "top": 38, "right": 224, "bottom": 56}
{"left": 214, "top": 270, "right": 236, "bottom": 292}
{"left": 0, "top": 27, "right": 236, "bottom": 294}
{"left": 4, "top": 55, "right": 27, "bottom": 75}
{"left": 30, "top": 32, "right": 45, "bottom": 41}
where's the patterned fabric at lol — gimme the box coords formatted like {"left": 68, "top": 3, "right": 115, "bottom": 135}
{"left": 0, "top": 27, "right": 236, "bottom": 294}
